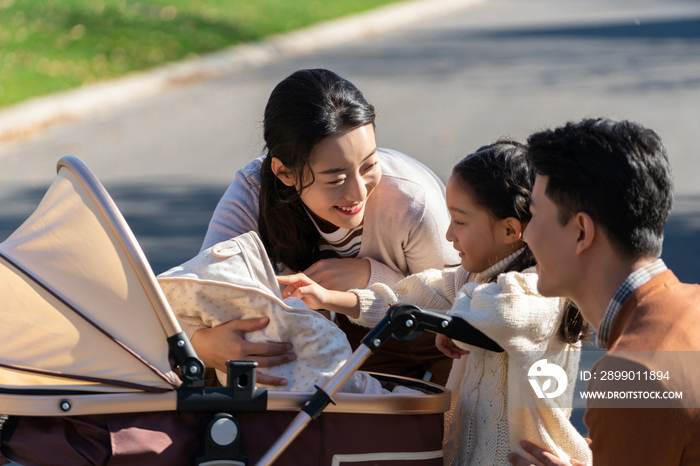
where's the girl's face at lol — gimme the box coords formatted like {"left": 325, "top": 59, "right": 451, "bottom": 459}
{"left": 445, "top": 175, "right": 521, "bottom": 273}
{"left": 276, "top": 124, "right": 381, "bottom": 231}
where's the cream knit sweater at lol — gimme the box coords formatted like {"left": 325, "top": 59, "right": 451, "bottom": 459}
{"left": 351, "top": 252, "right": 592, "bottom": 466}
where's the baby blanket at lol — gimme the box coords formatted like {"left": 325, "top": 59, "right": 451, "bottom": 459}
{"left": 157, "top": 231, "right": 416, "bottom": 394}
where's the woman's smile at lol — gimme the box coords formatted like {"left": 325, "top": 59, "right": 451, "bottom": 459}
{"left": 294, "top": 124, "right": 380, "bottom": 231}
{"left": 335, "top": 202, "right": 364, "bottom": 215}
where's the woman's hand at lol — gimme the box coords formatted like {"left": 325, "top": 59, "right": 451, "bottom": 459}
{"left": 436, "top": 334, "right": 470, "bottom": 359}
{"left": 303, "top": 258, "right": 371, "bottom": 291}
{"left": 190, "top": 318, "right": 295, "bottom": 387}
{"left": 278, "top": 273, "right": 361, "bottom": 318}
{"left": 507, "top": 441, "right": 586, "bottom": 466}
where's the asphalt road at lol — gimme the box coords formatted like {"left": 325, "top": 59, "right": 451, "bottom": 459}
{"left": 1, "top": 0, "right": 699, "bottom": 440}
{"left": 2, "top": 0, "right": 699, "bottom": 275}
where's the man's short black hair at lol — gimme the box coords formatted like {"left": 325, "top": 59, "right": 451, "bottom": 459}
{"left": 527, "top": 118, "right": 673, "bottom": 259}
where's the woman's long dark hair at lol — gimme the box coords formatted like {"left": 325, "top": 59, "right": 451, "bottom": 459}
{"left": 258, "top": 69, "right": 376, "bottom": 273}
{"left": 452, "top": 140, "right": 590, "bottom": 344}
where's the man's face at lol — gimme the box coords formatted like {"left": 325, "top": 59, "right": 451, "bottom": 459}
{"left": 523, "top": 174, "right": 579, "bottom": 299}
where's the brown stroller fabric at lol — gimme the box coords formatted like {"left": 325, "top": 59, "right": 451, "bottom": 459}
{"left": 2, "top": 412, "right": 202, "bottom": 466}
{"left": 238, "top": 409, "right": 444, "bottom": 466}
{"left": 3, "top": 393, "right": 445, "bottom": 466}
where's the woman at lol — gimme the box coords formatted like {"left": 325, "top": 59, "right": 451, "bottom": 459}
{"left": 188, "top": 69, "right": 459, "bottom": 386}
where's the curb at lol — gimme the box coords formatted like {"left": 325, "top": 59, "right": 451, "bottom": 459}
{"left": 0, "top": 0, "right": 485, "bottom": 145}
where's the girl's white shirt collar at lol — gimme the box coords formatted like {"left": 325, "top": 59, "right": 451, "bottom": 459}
{"left": 467, "top": 247, "right": 526, "bottom": 283}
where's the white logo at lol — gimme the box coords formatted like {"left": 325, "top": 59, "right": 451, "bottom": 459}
{"left": 528, "top": 359, "right": 568, "bottom": 399}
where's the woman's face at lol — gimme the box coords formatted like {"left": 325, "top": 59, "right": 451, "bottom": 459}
{"left": 294, "top": 124, "right": 381, "bottom": 231}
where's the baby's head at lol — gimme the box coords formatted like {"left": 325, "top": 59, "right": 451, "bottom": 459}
{"left": 446, "top": 139, "right": 535, "bottom": 276}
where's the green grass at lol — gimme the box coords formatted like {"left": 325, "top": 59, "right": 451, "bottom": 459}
{"left": 0, "top": 0, "right": 406, "bottom": 108}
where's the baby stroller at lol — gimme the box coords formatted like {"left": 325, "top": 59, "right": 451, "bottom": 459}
{"left": 0, "top": 156, "right": 503, "bottom": 466}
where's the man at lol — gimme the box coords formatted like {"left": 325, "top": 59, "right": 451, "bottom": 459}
{"left": 508, "top": 118, "right": 700, "bottom": 466}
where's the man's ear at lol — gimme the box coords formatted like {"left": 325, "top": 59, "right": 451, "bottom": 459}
{"left": 271, "top": 157, "right": 296, "bottom": 187}
{"left": 574, "top": 212, "right": 596, "bottom": 255}
{"left": 501, "top": 217, "right": 523, "bottom": 244}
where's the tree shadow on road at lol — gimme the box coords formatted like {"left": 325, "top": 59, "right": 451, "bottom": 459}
{"left": 0, "top": 181, "right": 228, "bottom": 275}
{"left": 305, "top": 14, "right": 700, "bottom": 98}
{"left": 477, "top": 17, "right": 700, "bottom": 41}
{"left": 2, "top": 185, "right": 699, "bottom": 281}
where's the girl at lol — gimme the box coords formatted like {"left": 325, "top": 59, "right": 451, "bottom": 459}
{"left": 278, "top": 140, "right": 593, "bottom": 466}
{"left": 188, "top": 69, "right": 459, "bottom": 387}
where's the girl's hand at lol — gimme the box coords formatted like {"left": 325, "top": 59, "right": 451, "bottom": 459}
{"left": 303, "top": 258, "right": 371, "bottom": 291}
{"left": 278, "top": 274, "right": 361, "bottom": 318}
{"left": 278, "top": 273, "right": 329, "bottom": 310}
{"left": 436, "top": 334, "right": 470, "bottom": 359}
{"left": 190, "top": 317, "right": 295, "bottom": 387}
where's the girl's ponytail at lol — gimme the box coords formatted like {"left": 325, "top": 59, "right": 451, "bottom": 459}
{"left": 560, "top": 300, "right": 590, "bottom": 344}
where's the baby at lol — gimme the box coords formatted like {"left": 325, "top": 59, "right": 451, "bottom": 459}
{"left": 157, "top": 231, "right": 418, "bottom": 395}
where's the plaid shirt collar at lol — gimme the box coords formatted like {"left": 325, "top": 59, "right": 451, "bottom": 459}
{"left": 596, "top": 258, "right": 668, "bottom": 349}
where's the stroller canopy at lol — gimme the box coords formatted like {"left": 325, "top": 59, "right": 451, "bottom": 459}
{"left": 0, "top": 156, "right": 181, "bottom": 394}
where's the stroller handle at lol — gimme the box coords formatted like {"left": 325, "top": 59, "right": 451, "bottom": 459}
{"left": 362, "top": 304, "right": 504, "bottom": 353}
{"left": 254, "top": 304, "right": 503, "bottom": 466}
